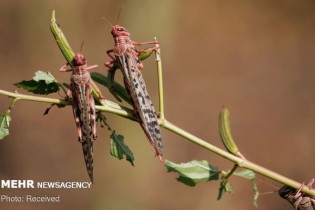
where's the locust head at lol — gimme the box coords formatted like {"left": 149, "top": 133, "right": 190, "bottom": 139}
{"left": 111, "top": 25, "right": 130, "bottom": 37}
{"left": 72, "top": 53, "right": 86, "bottom": 66}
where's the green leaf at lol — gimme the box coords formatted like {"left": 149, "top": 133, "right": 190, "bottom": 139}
{"left": 15, "top": 80, "right": 59, "bottom": 95}
{"left": 110, "top": 131, "right": 134, "bottom": 166}
{"left": 165, "top": 160, "right": 220, "bottom": 186}
{"left": 14, "top": 71, "right": 60, "bottom": 95}
{"left": 0, "top": 114, "right": 11, "bottom": 140}
{"left": 233, "top": 169, "right": 256, "bottom": 180}
{"left": 217, "top": 181, "right": 233, "bottom": 200}
{"left": 33, "top": 71, "right": 57, "bottom": 84}
{"left": 50, "top": 10, "right": 75, "bottom": 65}
{"left": 138, "top": 49, "right": 154, "bottom": 61}
{"left": 91, "top": 72, "right": 131, "bottom": 105}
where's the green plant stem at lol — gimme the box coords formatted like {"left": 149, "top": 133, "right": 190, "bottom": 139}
{"left": 224, "top": 164, "right": 239, "bottom": 180}
{"left": 154, "top": 38, "right": 165, "bottom": 120}
{"left": 0, "top": 89, "right": 136, "bottom": 121}
{"left": 0, "top": 88, "right": 314, "bottom": 196}
{"left": 161, "top": 119, "right": 315, "bottom": 196}
{"left": 6, "top": 98, "right": 20, "bottom": 115}
{"left": 0, "top": 90, "right": 68, "bottom": 105}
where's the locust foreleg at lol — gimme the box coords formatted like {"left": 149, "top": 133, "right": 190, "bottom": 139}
{"left": 59, "top": 64, "right": 73, "bottom": 72}
{"left": 105, "top": 49, "right": 116, "bottom": 69}
{"left": 132, "top": 40, "right": 159, "bottom": 46}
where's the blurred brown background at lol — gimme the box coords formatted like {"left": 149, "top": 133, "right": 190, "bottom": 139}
{"left": 0, "top": 0, "right": 315, "bottom": 209}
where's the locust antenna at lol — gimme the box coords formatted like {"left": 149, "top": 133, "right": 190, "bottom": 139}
{"left": 255, "top": 179, "right": 279, "bottom": 197}
{"left": 117, "top": 6, "right": 124, "bottom": 25}
{"left": 258, "top": 191, "right": 277, "bottom": 196}
{"left": 102, "top": 17, "right": 113, "bottom": 28}
{"left": 258, "top": 179, "right": 279, "bottom": 190}
{"left": 80, "top": 39, "right": 85, "bottom": 53}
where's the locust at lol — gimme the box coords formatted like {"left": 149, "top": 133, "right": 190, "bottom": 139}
{"left": 60, "top": 53, "right": 100, "bottom": 182}
{"left": 278, "top": 179, "right": 315, "bottom": 210}
{"left": 105, "top": 24, "right": 163, "bottom": 161}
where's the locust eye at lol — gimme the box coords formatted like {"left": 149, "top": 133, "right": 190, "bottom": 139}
{"left": 117, "top": 28, "right": 124, "bottom": 31}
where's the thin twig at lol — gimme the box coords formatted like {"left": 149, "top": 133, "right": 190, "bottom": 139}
{"left": 154, "top": 37, "right": 165, "bottom": 121}
{"left": 0, "top": 88, "right": 314, "bottom": 196}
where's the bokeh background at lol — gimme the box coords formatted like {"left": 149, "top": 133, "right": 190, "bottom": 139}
{"left": 0, "top": 0, "right": 315, "bottom": 209}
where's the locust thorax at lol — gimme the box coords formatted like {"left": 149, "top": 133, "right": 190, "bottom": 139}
{"left": 111, "top": 25, "right": 130, "bottom": 37}
{"left": 72, "top": 53, "right": 86, "bottom": 66}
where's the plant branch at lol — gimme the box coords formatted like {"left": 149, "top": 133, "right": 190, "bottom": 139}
{"left": 0, "top": 89, "right": 68, "bottom": 105}
{"left": 1, "top": 87, "right": 313, "bottom": 196}
{"left": 154, "top": 38, "right": 165, "bottom": 120}
{"left": 0, "top": 89, "right": 136, "bottom": 121}
{"left": 6, "top": 97, "right": 20, "bottom": 115}
{"left": 161, "top": 119, "right": 315, "bottom": 196}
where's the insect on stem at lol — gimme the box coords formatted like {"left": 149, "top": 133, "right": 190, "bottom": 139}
{"left": 60, "top": 52, "right": 100, "bottom": 183}
{"left": 278, "top": 179, "right": 315, "bottom": 210}
{"left": 104, "top": 21, "right": 164, "bottom": 161}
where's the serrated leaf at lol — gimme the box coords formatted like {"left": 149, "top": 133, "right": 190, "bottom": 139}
{"left": 110, "top": 131, "right": 134, "bottom": 166}
{"left": 14, "top": 71, "right": 60, "bottom": 95}
{"left": 15, "top": 80, "right": 59, "bottom": 95}
{"left": 33, "top": 71, "right": 57, "bottom": 84}
{"left": 165, "top": 160, "right": 220, "bottom": 186}
{"left": 217, "top": 181, "right": 233, "bottom": 200}
{"left": 233, "top": 169, "right": 256, "bottom": 180}
{"left": 0, "top": 114, "right": 11, "bottom": 139}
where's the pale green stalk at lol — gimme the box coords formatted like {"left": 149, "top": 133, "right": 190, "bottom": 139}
{"left": 154, "top": 38, "right": 165, "bottom": 120}
{"left": 1, "top": 87, "right": 313, "bottom": 196}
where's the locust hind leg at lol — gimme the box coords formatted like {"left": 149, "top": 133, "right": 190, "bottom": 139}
{"left": 90, "top": 94, "right": 97, "bottom": 140}
{"left": 64, "top": 87, "right": 83, "bottom": 142}
{"left": 74, "top": 113, "right": 83, "bottom": 142}
{"left": 72, "top": 104, "right": 83, "bottom": 143}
